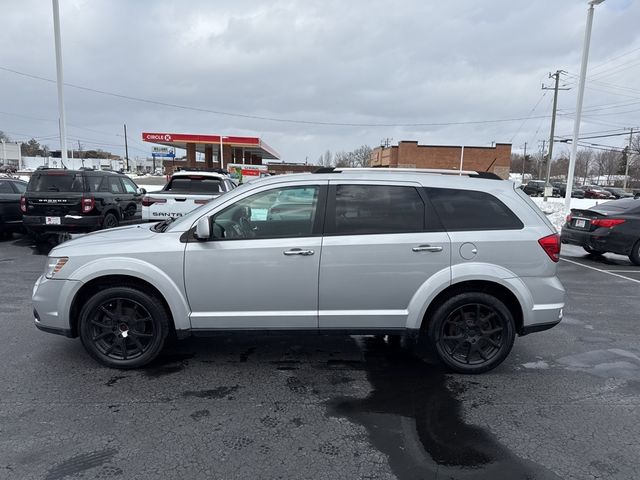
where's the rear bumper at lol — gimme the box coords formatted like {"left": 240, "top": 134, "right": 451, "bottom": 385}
{"left": 561, "top": 227, "right": 633, "bottom": 255}
{"left": 23, "top": 214, "right": 102, "bottom": 233}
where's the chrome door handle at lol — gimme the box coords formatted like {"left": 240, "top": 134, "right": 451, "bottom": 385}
{"left": 412, "top": 245, "right": 443, "bottom": 253}
{"left": 283, "top": 248, "right": 315, "bottom": 256}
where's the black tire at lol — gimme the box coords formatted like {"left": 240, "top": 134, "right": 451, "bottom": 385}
{"left": 102, "top": 212, "right": 119, "bottom": 230}
{"left": 427, "top": 292, "right": 516, "bottom": 374}
{"left": 583, "top": 246, "right": 604, "bottom": 255}
{"left": 629, "top": 240, "right": 640, "bottom": 266}
{"left": 79, "top": 286, "right": 169, "bottom": 368}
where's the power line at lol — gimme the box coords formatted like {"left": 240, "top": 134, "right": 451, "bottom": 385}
{"left": 0, "top": 64, "right": 553, "bottom": 128}
{"left": 509, "top": 91, "right": 548, "bottom": 143}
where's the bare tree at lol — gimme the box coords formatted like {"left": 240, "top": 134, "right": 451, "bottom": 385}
{"left": 334, "top": 145, "right": 373, "bottom": 168}
{"left": 593, "top": 149, "right": 620, "bottom": 184}
{"left": 575, "top": 149, "right": 594, "bottom": 185}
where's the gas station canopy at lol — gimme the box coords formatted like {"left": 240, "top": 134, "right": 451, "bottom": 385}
{"left": 142, "top": 132, "right": 280, "bottom": 163}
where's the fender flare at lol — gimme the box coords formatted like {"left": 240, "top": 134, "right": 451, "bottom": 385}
{"left": 406, "top": 263, "right": 532, "bottom": 330}
{"left": 68, "top": 257, "right": 191, "bottom": 330}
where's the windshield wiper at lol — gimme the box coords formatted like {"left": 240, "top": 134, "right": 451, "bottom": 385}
{"left": 153, "top": 217, "right": 175, "bottom": 232}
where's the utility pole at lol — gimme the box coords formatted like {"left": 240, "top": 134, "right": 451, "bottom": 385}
{"left": 123, "top": 124, "right": 129, "bottom": 172}
{"left": 623, "top": 128, "right": 634, "bottom": 191}
{"left": 542, "top": 70, "right": 570, "bottom": 201}
{"left": 381, "top": 138, "right": 393, "bottom": 148}
{"left": 522, "top": 142, "right": 528, "bottom": 185}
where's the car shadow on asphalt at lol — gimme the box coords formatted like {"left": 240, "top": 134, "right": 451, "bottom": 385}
{"left": 141, "top": 334, "right": 561, "bottom": 480}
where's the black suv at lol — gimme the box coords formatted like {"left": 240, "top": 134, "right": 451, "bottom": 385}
{"left": 22, "top": 168, "right": 145, "bottom": 239}
{"left": 522, "top": 180, "right": 560, "bottom": 197}
{"left": 0, "top": 176, "right": 28, "bottom": 237}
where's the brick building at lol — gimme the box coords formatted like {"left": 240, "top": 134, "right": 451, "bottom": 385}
{"left": 370, "top": 141, "right": 512, "bottom": 179}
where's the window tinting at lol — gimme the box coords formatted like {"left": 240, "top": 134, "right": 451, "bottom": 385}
{"left": 0, "top": 180, "right": 13, "bottom": 193}
{"left": 166, "top": 177, "right": 222, "bottom": 194}
{"left": 428, "top": 188, "right": 523, "bottom": 231}
{"left": 85, "top": 175, "right": 106, "bottom": 192}
{"left": 28, "top": 173, "right": 85, "bottom": 192}
{"left": 330, "top": 185, "right": 424, "bottom": 235}
{"left": 12, "top": 181, "right": 27, "bottom": 193}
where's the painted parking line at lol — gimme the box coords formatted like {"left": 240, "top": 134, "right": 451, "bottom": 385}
{"left": 560, "top": 257, "right": 640, "bottom": 284}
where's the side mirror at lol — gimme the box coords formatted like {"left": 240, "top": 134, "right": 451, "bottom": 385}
{"left": 137, "top": 187, "right": 146, "bottom": 195}
{"left": 194, "top": 217, "right": 211, "bottom": 241}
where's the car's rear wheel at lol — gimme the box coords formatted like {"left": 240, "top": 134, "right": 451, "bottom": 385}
{"left": 79, "top": 286, "right": 169, "bottom": 368}
{"left": 583, "top": 246, "right": 604, "bottom": 255}
{"left": 102, "top": 212, "right": 119, "bottom": 229}
{"left": 629, "top": 240, "right": 640, "bottom": 266}
{"left": 428, "top": 292, "right": 515, "bottom": 374}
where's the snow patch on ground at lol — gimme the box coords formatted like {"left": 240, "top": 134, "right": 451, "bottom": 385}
{"left": 522, "top": 360, "right": 550, "bottom": 369}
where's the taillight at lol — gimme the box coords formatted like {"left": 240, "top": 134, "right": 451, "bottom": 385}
{"left": 591, "top": 218, "right": 625, "bottom": 228}
{"left": 20, "top": 196, "right": 27, "bottom": 213}
{"left": 194, "top": 199, "right": 210, "bottom": 205}
{"left": 81, "top": 195, "right": 94, "bottom": 213}
{"left": 538, "top": 233, "right": 560, "bottom": 263}
{"left": 565, "top": 213, "right": 572, "bottom": 224}
{"left": 142, "top": 196, "right": 167, "bottom": 207}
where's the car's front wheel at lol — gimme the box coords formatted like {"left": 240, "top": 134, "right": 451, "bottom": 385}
{"left": 428, "top": 292, "right": 515, "bottom": 374}
{"left": 79, "top": 286, "right": 169, "bottom": 368}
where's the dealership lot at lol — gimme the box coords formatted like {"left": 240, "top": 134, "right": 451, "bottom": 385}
{"left": 0, "top": 235, "right": 639, "bottom": 480}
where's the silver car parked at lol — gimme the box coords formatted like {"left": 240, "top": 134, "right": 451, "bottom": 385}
{"left": 32, "top": 168, "right": 565, "bottom": 373}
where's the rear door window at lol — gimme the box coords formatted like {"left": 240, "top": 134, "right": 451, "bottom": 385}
{"left": 108, "top": 177, "right": 125, "bottom": 194}
{"left": 427, "top": 188, "right": 523, "bottom": 231}
{"left": 122, "top": 178, "right": 138, "bottom": 194}
{"left": 28, "top": 173, "right": 85, "bottom": 192}
{"left": 326, "top": 184, "right": 425, "bottom": 235}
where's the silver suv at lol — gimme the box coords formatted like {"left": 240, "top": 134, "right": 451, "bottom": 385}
{"left": 32, "top": 168, "right": 564, "bottom": 373}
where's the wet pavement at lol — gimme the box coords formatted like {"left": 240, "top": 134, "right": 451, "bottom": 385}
{"left": 0, "top": 234, "right": 639, "bottom": 479}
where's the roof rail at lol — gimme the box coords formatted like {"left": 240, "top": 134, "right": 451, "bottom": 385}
{"left": 175, "top": 167, "right": 229, "bottom": 175}
{"left": 313, "top": 167, "right": 502, "bottom": 179}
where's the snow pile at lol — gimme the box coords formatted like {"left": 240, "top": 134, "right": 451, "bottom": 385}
{"left": 530, "top": 197, "right": 612, "bottom": 232}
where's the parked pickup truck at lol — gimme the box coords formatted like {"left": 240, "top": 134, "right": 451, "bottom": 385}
{"left": 142, "top": 169, "right": 236, "bottom": 221}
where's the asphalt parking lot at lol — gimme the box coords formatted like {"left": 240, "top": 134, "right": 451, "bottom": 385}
{"left": 0, "top": 235, "right": 639, "bottom": 480}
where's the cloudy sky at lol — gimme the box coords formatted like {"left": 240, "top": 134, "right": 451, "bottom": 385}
{"left": 1, "top": 0, "right": 639, "bottom": 163}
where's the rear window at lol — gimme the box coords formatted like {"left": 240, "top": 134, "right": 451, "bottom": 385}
{"left": 427, "top": 188, "right": 524, "bottom": 231}
{"left": 165, "top": 176, "right": 223, "bottom": 194}
{"left": 28, "top": 173, "right": 85, "bottom": 192}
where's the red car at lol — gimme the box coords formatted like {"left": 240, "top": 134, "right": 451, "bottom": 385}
{"left": 581, "top": 186, "right": 614, "bottom": 199}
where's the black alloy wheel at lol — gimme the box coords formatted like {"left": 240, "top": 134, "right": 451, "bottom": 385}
{"left": 102, "top": 213, "right": 119, "bottom": 229}
{"left": 429, "top": 292, "right": 515, "bottom": 374}
{"left": 79, "top": 287, "right": 169, "bottom": 368}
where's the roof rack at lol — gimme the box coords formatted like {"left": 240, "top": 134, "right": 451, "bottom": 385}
{"left": 175, "top": 167, "right": 229, "bottom": 175}
{"left": 312, "top": 167, "right": 502, "bottom": 180}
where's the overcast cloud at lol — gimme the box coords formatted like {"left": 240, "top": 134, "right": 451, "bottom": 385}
{"left": 1, "top": 0, "right": 639, "bottom": 162}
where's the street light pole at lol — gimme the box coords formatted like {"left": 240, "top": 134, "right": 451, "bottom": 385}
{"left": 565, "top": 0, "right": 605, "bottom": 209}
{"left": 52, "top": 0, "right": 68, "bottom": 165}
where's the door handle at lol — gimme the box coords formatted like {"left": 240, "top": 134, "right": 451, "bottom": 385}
{"left": 114, "top": 197, "right": 122, "bottom": 202}
{"left": 412, "top": 245, "right": 443, "bottom": 253}
{"left": 283, "top": 248, "right": 315, "bottom": 256}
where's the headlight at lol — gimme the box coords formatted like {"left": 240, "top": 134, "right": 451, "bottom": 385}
{"left": 45, "top": 257, "right": 69, "bottom": 279}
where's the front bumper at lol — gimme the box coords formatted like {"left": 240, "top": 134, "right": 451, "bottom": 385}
{"left": 32, "top": 274, "right": 82, "bottom": 336}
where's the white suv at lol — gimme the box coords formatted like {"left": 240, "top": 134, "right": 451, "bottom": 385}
{"left": 32, "top": 168, "right": 564, "bottom": 373}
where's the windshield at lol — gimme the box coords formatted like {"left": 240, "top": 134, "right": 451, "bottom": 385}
{"left": 164, "top": 179, "right": 258, "bottom": 232}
